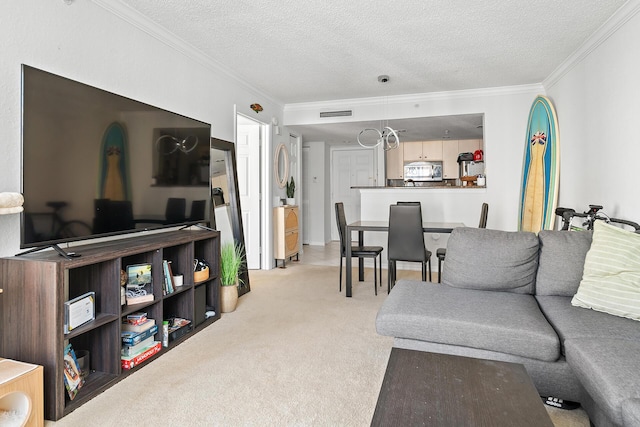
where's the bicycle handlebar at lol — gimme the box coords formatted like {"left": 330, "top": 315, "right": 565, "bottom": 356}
{"left": 555, "top": 206, "right": 640, "bottom": 232}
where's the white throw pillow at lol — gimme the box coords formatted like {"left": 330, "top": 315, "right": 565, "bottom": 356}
{"left": 572, "top": 221, "right": 640, "bottom": 321}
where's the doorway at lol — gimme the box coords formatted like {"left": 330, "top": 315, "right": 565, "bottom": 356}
{"left": 330, "top": 147, "right": 376, "bottom": 241}
{"left": 236, "top": 114, "right": 264, "bottom": 269}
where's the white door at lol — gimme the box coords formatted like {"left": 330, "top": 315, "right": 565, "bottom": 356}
{"left": 331, "top": 148, "right": 375, "bottom": 240}
{"left": 236, "top": 115, "right": 262, "bottom": 269}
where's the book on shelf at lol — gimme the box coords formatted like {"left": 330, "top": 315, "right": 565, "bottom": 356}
{"left": 121, "top": 336, "right": 155, "bottom": 357}
{"left": 121, "top": 341, "right": 161, "bottom": 370}
{"left": 167, "top": 261, "right": 181, "bottom": 288}
{"left": 121, "top": 324, "right": 158, "bottom": 346}
{"left": 121, "top": 318, "right": 155, "bottom": 333}
{"left": 126, "top": 263, "right": 153, "bottom": 303}
{"left": 125, "top": 312, "right": 148, "bottom": 325}
{"left": 126, "top": 294, "right": 154, "bottom": 305}
{"left": 167, "top": 318, "right": 193, "bottom": 342}
{"left": 163, "top": 260, "right": 174, "bottom": 294}
{"left": 63, "top": 343, "right": 85, "bottom": 400}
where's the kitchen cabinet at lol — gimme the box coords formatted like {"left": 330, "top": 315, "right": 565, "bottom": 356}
{"left": 386, "top": 145, "right": 404, "bottom": 179}
{"left": 403, "top": 140, "right": 443, "bottom": 161}
{"left": 458, "top": 139, "right": 482, "bottom": 154}
{"left": 442, "top": 139, "right": 484, "bottom": 181}
{"left": 442, "top": 140, "right": 460, "bottom": 179}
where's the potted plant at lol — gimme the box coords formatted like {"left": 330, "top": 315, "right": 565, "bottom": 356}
{"left": 220, "top": 241, "right": 245, "bottom": 313}
{"left": 286, "top": 176, "right": 295, "bottom": 205}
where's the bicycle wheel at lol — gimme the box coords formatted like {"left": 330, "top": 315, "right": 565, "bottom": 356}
{"left": 57, "top": 221, "right": 93, "bottom": 240}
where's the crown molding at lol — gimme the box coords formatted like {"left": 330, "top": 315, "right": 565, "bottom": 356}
{"left": 91, "top": 0, "right": 284, "bottom": 108}
{"left": 284, "top": 83, "right": 544, "bottom": 113}
{"left": 543, "top": 0, "right": 640, "bottom": 89}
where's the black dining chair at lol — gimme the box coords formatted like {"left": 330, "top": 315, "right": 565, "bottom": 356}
{"left": 165, "top": 197, "right": 186, "bottom": 224}
{"left": 189, "top": 200, "right": 207, "bottom": 221}
{"left": 437, "top": 202, "right": 489, "bottom": 282}
{"left": 335, "top": 202, "right": 384, "bottom": 295}
{"left": 387, "top": 203, "right": 432, "bottom": 292}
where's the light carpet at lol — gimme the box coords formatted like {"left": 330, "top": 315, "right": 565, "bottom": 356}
{"left": 46, "top": 263, "right": 589, "bottom": 426}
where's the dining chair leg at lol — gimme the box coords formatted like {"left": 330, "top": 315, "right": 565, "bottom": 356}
{"left": 438, "top": 257, "right": 442, "bottom": 283}
{"left": 428, "top": 259, "right": 432, "bottom": 282}
{"left": 422, "top": 262, "right": 427, "bottom": 281}
{"left": 379, "top": 253, "right": 383, "bottom": 288}
{"left": 388, "top": 260, "right": 392, "bottom": 293}
{"left": 339, "top": 256, "right": 343, "bottom": 292}
{"left": 373, "top": 257, "right": 377, "bottom": 296}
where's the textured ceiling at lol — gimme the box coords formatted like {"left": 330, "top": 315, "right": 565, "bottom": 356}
{"left": 113, "top": 0, "right": 624, "bottom": 143}
{"left": 119, "top": 0, "right": 624, "bottom": 104}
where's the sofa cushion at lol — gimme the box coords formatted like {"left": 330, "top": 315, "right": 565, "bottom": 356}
{"left": 536, "top": 296, "right": 640, "bottom": 354}
{"left": 622, "top": 398, "right": 640, "bottom": 426}
{"left": 376, "top": 280, "right": 560, "bottom": 361}
{"left": 442, "top": 227, "right": 539, "bottom": 294}
{"left": 572, "top": 221, "right": 640, "bottom": 321}
{"left": 536, "top": 230, "right": 592, "bottom": 296}
{"left": 565, "top": 338, "right": 640, "bottom": 426}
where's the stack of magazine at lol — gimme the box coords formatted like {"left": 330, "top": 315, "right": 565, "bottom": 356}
{"left": 63, "top": 344, "right": 85, "bottom": 400}
{"left": 120, "top": 312, "right": 160, "bottom": 369}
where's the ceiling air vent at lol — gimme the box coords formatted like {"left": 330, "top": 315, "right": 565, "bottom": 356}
{"left": 320, "top": 110, "right": 352, "bottom": 118}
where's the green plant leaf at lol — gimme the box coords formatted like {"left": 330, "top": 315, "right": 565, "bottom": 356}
{"left": 220, "top": 241, "right": 245, "bottom": 286}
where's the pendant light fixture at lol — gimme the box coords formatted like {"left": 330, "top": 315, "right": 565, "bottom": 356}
{"left": 357, "top": 75, "right": 400, "bottom": 151}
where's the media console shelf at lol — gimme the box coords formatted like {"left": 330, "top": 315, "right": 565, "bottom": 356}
{"left": 0, "top": 229, "right": 220, "bottom": 420}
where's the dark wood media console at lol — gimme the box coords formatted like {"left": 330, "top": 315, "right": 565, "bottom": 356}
{"left": 0, "top": 229, "right": 221, "bottom": 420}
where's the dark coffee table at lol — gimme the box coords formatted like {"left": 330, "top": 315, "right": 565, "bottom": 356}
{"left": 371, "top": 348, "right": 554, "bottom": 426}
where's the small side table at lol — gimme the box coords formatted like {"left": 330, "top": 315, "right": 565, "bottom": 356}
{"left": 0, "top": 358, "right": 44, "bottom": 427}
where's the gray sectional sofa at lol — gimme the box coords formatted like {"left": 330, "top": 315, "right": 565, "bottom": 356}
{"left": 376, "top": 227, "right": 640, "bottom": 427}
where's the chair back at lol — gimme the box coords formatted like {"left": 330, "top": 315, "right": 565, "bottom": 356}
{"left": 388, "top": 204, "right": 426, "bottom": 262}
{"left": 189, "top": 200, "right": 207, "bottom": 221}
{"left": 397, "top": 201, "right": 421, "bottom": 206}
{"left": 334, "top": 202, "right": 348, "bottom": 256}
{"left": 479, "top": 203, "right": 489, "bottom": 228}
{"left": 165, "top": 197, "right": 186, "bottom": 223}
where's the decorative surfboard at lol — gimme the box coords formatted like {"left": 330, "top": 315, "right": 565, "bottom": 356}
{"left": 98, "top": 122, "right": 131, "bottom": 201}
{"left": 518, "top": 95, "right": 560, "bottom": 233}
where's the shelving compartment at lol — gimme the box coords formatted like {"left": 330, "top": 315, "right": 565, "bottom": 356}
{"left": 120, "top": 251, "right": 162, "bottom": 319}
{"left": 161, "top": 243, "right": 195, "bottom": 344}
{"left": 63, "top": 260, "right": 121, "bottom": 415}
{"left": 193, "top": 238, "right": 220, "bottom": 326}
{"left": 64, "top": 322, "right": 119, "bottom": 414}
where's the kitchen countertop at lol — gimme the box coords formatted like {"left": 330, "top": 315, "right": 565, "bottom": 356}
{"left": 352, "top": 185, "right": 486, "bottom": 189}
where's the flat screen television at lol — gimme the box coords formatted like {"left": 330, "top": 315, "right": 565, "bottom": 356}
{"left": 20, "top": 65, "right": 212, "bottom": 255}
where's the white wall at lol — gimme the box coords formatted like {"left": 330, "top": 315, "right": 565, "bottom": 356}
{"left": 286, "top": 86, "right": 543, "bottom": 233}
{"left": 544, "top": 1, "right": 640, "bottom": 222}
{"left": 0, "top": 1, "right": 283, "bottom": 256}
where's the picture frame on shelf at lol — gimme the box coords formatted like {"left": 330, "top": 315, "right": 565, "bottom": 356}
{"left": 64, "top": 291, "right": 95, "bottom": 334}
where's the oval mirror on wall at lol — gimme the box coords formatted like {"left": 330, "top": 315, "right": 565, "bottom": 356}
{"left": 274, "top": 143, "right": 289, "bottom": 189}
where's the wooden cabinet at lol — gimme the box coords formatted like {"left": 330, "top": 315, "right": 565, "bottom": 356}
{"left": 273, "top": 206, "right": 299, "bottom": 267}
{"left": 403, "top": 140, "right": 443, "bottom": 161}
{"left": 385, "top": 145, "right": 404, "bottom": 179}
{"left": 442, "top": 140, "right": 460, "bottom": 179}
{"left": 0, "top": 230, "right": 220, "bottom": 421}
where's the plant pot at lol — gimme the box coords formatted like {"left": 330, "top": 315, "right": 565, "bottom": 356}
{"left": 286, "top": 198, "right": 295, "bottom": 206}
{"left": 220, "top": 283, "right": 239, "bottom": 313}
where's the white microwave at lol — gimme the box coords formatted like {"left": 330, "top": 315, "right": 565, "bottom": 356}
{"left": 403, "top": 161, "right": 443, "bottom": 181}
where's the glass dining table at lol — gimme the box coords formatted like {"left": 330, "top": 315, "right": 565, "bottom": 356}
{"left": 344, "top": 221, "right": 465, "bottom": 297}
